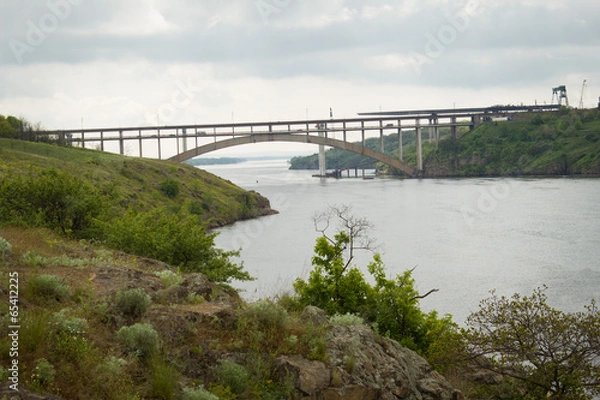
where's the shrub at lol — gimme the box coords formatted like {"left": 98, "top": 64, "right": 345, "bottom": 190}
{"left": 213, "top": 360, "right": 250, "bottom": 395}
{"left": 182, "top": 386, "right": 219, "bottom": 400}
{"left": 51, "top": 309, "right": 88, "bottom": 337}
{"left": 236, "top": 300, "right": 291, "bottom": 352}
{"left": 160, "top": 179, "right": 180, "bottom": 198}
{"left": 150, "top": 357, "right": 179, "bottom": 400}
{"left": 0, "top": 237, "right": 11, "bottom": 258}
{"left": 31, "top": 358, "right": 56, "bottom": 389}
{"left": 115, "top": 288, "right": 151, "bottom": 320}
{"left": 116, "top": 323, "right": 160, "bottom": 360}
{"left": 20, "top": 309, "right": 51, "bottom": 353}
{"left": 105, "top": 207, "right": 253, "bottom": 284}
{"left": 329, "top": 313, "right": 364, "bottom": 326}
{"left": 463, "top": 287, "right": 600, "bottom": 399}
{"left": 155, "top": 270, "right": 184, "bottom": 288}
{"left": 238, "top": 300, "right": 289, "bottom": 332}
{"left": 0, "top": 168, "right": 103, "bottom": 236}
{"left": 27, "top": 274, "right": 72, "bottom": 302}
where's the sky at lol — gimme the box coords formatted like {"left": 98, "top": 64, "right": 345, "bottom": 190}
{"left": 1, "top": 0, "right": 599, "bottom": 156}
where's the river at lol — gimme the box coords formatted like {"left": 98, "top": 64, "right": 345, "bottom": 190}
{"left": 202, "top": 159, "right": 600, "bottom": 324}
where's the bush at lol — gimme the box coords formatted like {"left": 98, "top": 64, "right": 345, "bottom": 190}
{"left": 0, "top": 168, "right": 103, "bottom": 236}
{"left": 238, "top": 300, "right": 289, "bottom": 332}
{"left": 31, "top": 358, "right": 56, "bottom": 389}
{"left": 463, "top": 287, "right": 600, "bottom": 399}
{"left": 150, "top": 357, "right": 179, "bottom": 400}
{"left": 213, "top": 360, "right": 250, "bottom": 395}
{"left": 159, "top": 179, "right": 180, "bottom": 198}
{"left": 106, "top": 207, "right": 252, "bottom": 284}
{"left": 182, "top": 386, "right": 219, "bottom": 400}
{"left": 115, "top": 288, "right": 151, "bottom": 321}
{"left": 117, "top": 323, "right": 160, "bottom": 360}
{"left": 329, "top": 313, "right": 364, "bottom": 326}
{"left": 155, "top": 270, "right": 184, "bottom": 288}
{"left": 27, "top": 274, "right": 72, "bottom": 302}
{"left": 236, "top": 300, "right": 291, "bottom": 352}
{"left": 0, "top": 237, "right": 11, "bottom": 258}
{"left": 51, "top": 309, "right": 88, "bottom": 337}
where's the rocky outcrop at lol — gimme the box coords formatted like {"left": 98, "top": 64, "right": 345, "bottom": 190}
{"left": 277, "top": 323, "right": 462, "bottom": 400}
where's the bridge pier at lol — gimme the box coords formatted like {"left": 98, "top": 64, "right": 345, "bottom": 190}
{"left": 450, "top": 117, "right": 457, "bottom": 139}
{"left": 138, "top": 130, "right": 143, "bottom": 157}
{"left": 119, "top": 130, "right": 124, "bottom": 155}
{"left": 416, "top": 119, "right": 423, "bottom": 171}
{"left": 398, "top": 121, "right": 403, "bottom": 162}
{"left": 379, "top": 120, "right": 384, "bottom": 154}
{"left": 157, "top": 129, "right": 162, "bottom": 160}
{"left": 470, "top": 115, "right": 482, "bottom": 130}
{"left": 318, "top": 130, "right": 326, "bottom": 177}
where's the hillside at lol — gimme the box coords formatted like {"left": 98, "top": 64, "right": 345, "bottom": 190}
{"left": 290, "top": 109, "right": 600, "bottom": 178}
{"left": 421, "top": 108, "right": 600, "bottom": 177}
{"left": 0, "top": 139, "right": 275, "bottom": 227}
{"left": 0, "top": 138, "right": 461, "bottom": 399}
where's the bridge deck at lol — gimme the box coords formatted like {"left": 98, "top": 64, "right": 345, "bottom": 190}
{"left": 32, "top": 105, "right": 558, "bottom": 177}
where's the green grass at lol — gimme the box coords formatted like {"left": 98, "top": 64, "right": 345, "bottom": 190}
{"left": 0, "top": 138, "right": 272, "bottom": 227}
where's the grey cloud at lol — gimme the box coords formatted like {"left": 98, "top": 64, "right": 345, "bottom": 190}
{"left": 1, "top": 0, "right": 598, "bottom": 91}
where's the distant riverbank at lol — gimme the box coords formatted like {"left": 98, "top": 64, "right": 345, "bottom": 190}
{"left": 291, "top": 109, "right": 600, "bottom": 178}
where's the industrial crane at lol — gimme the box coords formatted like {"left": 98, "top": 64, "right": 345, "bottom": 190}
{"left": 578, "top": 79, "right": 587, "bottom": 109}
{"left": 552, "top": 85, "right": 569, "bottom": 107}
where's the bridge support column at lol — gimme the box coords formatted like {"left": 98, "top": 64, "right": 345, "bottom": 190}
{"left": 470, "top": 115, "right": 482, "bottom": 130}
{"left": 398, "top": 125, "right": 403, "bottom": 162}
{"left": 451, "top": 117, "right": 457, "bottom": 139}
{"left": 433, "top": 117, "right": 439, "bottom": 150}
{"left": 379, "top": 120, "right": 384, "bottom": 154}
{"left": 138, "top": 130, "right": 143, "bottom": 157}
{"left": 318, "top": 130, "right": 326, "bottom": 177}
{"left": 157, "top": 129, "right": 162, "bottom": 160}
{"left": 416, "top": 119, "right": 423, "bottom": 171}
{"left": 119, "top": 130, "right": 124, "bottom": 155}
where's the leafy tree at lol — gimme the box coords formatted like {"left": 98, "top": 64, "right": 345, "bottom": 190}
{"left": 105, "top": 207, "right": 253, "bottom": 285}
{"left": 0, "top": 168, "right": 103, "bottom": 236}
{"left": 463, "top": 287, "right": 600, "bottom": 399}
{"left": 294, "top": 206, "right": 374, "bottom": 315}
{"left": 293, "top": 205, "right": 455, "bottom": 355}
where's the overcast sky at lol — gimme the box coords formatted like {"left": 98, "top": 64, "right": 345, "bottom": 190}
{"left": 1, "top": 0, "right": 599, "bottom": 156}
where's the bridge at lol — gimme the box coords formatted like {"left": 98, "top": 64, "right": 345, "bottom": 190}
{"left": 39, "top": 105, "right": 559, "bottom": 177}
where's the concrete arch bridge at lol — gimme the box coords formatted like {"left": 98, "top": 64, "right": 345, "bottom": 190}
{"left": 39, "top": 105, "right": 558, "bottom": 178}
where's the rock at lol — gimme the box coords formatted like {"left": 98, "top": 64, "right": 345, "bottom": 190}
{"left": 278, "top": 323, "right": 462, "bottom": 400}
{"left": 325, "top": 325, "right": 461, "bottom": 400}
{"left": 301, "top": 306, "right": 330, "bottom": 326}
{"left": 157, "top": 273, "right": 215, "bottom": 304}
{"left": 274, "top": 355, "right": 331, "bottom": 396}
{"left": 91, "top": 264, "right": 162, "bottom": 298}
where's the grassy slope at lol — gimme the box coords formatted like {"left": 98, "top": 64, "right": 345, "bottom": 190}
{"left": 0, "top": 139, "right": 274, "bottom": 227}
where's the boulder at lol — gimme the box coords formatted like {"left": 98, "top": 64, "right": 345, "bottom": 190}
{"left": 277, "top": 323, "right": 462, "bottom": 400}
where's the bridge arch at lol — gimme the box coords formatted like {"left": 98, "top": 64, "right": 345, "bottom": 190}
{"left": 168, "top": 133, "right": 417, "bottom": 176}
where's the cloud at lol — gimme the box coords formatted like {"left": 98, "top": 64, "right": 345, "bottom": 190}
{"left": 0, "top": 0, "right": 598, "bottom": 137}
